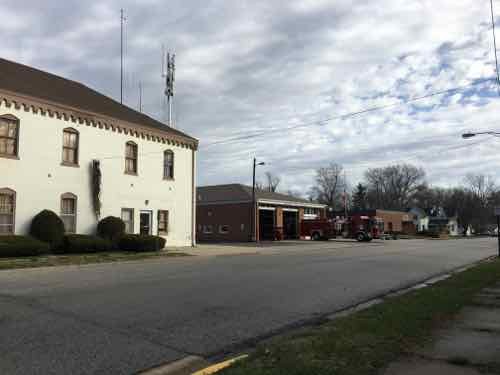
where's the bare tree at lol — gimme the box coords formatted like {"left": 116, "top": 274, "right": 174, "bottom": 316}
{"left": 310, "top": 163, "right": 345, "bottom": 209}
{"left": 464, "top": 174, "right": 497, "bottom": 232}
{"left": 265, "top": 172, "right": 281, "bottom": 192}
{"left": 286, "top": 189, "right": 302, "bottom": 198}
{"left": 465, "top": 174, "right": 496, "bottom": 207}
{"left": 365, "top": 164, "right": 426, "bottom": 210}
{"left": 255, "top": 181, "right": 264, "bottom": 191}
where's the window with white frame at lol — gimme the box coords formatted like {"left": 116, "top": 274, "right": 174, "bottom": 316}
{"left": 0, "top": 188, "right": 15, "bottom": 234}
{"left": 121, "top": 208, "right": 134, "bottom": 234}
{"left": 0, "top": 115, "right": 19, "bottom": 158}
{"left": 62, "top": 128, "right": 79, "bottom": 165}
{"left": 125, "top": 141, "right": 138, "bottom": 174}
{"left": 158, "top": 210, "right": 169, "bottom": 235}
{"left": 60, "top": 193, "right": 77, "bottom": 233}
{"left": 163, "top": 150, "right": 174, "bottom": 179}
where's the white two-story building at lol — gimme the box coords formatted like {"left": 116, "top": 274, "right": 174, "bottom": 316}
{"left": 0, "top": 58, "right": 198, "bottom": 247}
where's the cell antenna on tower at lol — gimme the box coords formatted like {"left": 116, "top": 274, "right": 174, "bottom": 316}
{"left": 162, "top": 45, "right": 176, "bottom": 128}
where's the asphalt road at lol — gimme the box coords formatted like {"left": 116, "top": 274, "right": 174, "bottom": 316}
{"left": 0, "top": 238, "right": 496, "bottom": 374}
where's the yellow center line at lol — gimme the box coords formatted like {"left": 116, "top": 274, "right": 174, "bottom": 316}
{"left": 192, "top": 355, "right": 249, "bottom": 375}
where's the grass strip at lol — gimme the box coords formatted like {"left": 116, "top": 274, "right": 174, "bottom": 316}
{"left": 0, "top": 250, "right": 190, "bottom": 271}
{"left": 222, "top": 258, "right": 500, "bottom": 375}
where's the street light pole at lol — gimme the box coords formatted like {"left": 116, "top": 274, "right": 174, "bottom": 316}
{"left": 497, "top": 214, "right": 500, "bottom": 258}
{"left": 252, "top": 158, "right": 265, "bottom": 242}
{"left": 496, "top": 207, "right": 500, "bottom": 258}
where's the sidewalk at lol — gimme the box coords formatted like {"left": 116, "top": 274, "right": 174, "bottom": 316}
{"left": 384, "top": 282, "right": 500, "bottom": 375}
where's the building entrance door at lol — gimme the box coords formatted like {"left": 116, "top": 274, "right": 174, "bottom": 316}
{"left": 259, "top": 209, "right": 275, "bottom": 240}
{"left": 283, "top": 210, "right": 299, "bottom": 239}
{"left": 140, "top": 211, "right": 152, "bottom": 235}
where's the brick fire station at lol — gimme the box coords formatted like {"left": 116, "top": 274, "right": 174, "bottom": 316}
{"left": 196, "top": 184, "right": 326, "bottom": 242}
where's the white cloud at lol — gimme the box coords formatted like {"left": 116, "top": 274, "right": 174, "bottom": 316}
{"left": 1, "top": 0, "right": 499, "bottom": 195}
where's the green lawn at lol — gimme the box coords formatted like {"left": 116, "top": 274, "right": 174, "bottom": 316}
{"left": 0, "top": 250, "right": 190, "bottom": 271}
{"left": 222, "top": 258, "right": 500, "bottom": 375}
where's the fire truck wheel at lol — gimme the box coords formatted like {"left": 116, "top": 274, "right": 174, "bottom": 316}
{"left": 312, "top": 232, "right": 321, "bottom": 241}
{"left": 356, "top": 232, "right": 365, "bottom": 242}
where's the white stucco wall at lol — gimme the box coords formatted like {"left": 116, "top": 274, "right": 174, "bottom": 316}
{"left": 1, "top": 103, "right": 196, "bottom": 247}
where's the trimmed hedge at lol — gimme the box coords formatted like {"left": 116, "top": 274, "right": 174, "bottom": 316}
{"left": 118, "top": 235, "right": 166, "bottom": 252}
{"left": 30, "top": 210, "right": 65, "bottom": 247}
{"left": 57, "top": 234, "right": 113, "bottom": 254}
{"left": 0, "top": 236, "right": 51, "bottom": 258}
{"left": 97, "top": 216, "right": 125, "bottom": 243}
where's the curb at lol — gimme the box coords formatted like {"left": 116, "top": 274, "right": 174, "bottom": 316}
{"left": 326, "top": 256, "right": 496, "bottom": 321}
{"left": 139, "top": 356, "right": 209, "bottom": 375}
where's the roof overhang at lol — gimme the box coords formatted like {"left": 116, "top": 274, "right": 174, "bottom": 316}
{"left": 258, "top": 199, "right": 326, "bottom": 209}
{"left": 0, "top": 88, "right": 198, "bottom": 150}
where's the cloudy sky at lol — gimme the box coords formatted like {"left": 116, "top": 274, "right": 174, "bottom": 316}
{"left": 2, "top": 0, "right": 500, "bottom": 195}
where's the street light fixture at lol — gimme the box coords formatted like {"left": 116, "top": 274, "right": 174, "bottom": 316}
{"left": 462, "top": 131, "right": 500, "bottom": 139}
{"left": 252, "top": 158, "right": 265, "bottom": 242}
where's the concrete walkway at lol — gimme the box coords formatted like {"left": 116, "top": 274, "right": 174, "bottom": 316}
{"left": 169, "top": 239, "right": 382, "bottom": 257}
{"left": 384, "top": 282, "right": 500, "bottom": 375}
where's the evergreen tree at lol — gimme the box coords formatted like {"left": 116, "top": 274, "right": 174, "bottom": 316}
{"left": 352, "top": 183, "right": 368, "bottom": 210}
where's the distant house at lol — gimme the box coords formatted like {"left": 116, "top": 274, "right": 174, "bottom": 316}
{"left": 408, "top": 207, "right": 462, "bottom": 237}
{"left": 196, "top": 184, "right": 326, "bottom": 242}
{"left": 428, "top": 216, "right": 449, "bottom": 234}
{"left": 408, "top": 207, "right": 429, "bottom": 232}
{"left": 447, "top": 217, "right": 460, "bottom": 236}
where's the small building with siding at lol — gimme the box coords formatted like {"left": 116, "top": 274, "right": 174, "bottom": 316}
{"left": 196, "top": 184, "right": 326, "bottom": 242}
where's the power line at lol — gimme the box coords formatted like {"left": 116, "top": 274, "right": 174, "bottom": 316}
{"left": 197, "top": 132, "right": 498, "bottom": 184}
{"left": 490, "top": 0, "right": 500, "bottom": 95}
{"left": 200, "top": 77, "right": 495, "bottom": 149}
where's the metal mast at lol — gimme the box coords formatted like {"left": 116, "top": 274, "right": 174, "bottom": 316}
{"left": 120, "top": 8, "right": 126, "bottom": 104}
{"left": 162, "top": 47, "right": 176, "bottom": 127}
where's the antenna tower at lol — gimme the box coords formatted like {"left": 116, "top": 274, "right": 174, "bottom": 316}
{"left": 162, "top": 46, "right": 176, "bottom": 127}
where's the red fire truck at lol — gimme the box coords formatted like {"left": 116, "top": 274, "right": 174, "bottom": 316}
{"left": 300, "top": 219, "right": 337, "bottom": 241}
{"left": 301, "top": 214, "right": 382, "bottom": 242}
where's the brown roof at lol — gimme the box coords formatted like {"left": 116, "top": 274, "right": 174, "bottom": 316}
{"left": 197, "top": 184, "right": 324, "bottom": 206}
{"left": 0, "top": 58, "right": 197, "bottom": 144}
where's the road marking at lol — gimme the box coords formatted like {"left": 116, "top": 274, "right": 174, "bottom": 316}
{"left": 192, "top": 355, "right": 249, "bottom": 375}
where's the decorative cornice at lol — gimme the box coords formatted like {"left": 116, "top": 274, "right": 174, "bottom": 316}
{"left": 0, "top": 88, "right": 198, "bottom": 150}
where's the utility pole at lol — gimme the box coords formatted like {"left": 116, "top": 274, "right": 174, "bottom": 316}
{"left": 252, "top": 158, "right": 257, "bottom": 242}
{"left": 497, "top": 214, "right": 500, "bottom": 258}
{"left": 496, "top": 207, "right": 500, "bottom": 258}
{"left": 343, "top": 170, "right": 348, "bottom": 218}
{"left": 120, "top": 8, "right": 126, "bottom": 104}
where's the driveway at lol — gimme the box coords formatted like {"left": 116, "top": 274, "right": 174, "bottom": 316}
{"left": 0, "top": 238, "right": 496, "bottom": 374}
